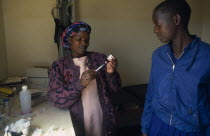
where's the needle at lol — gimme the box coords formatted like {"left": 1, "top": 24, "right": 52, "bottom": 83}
{"left": 95, "top": 61, "right": 107, "bottom": 71}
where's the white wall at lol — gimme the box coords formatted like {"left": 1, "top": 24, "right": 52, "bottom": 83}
{"left": 2, "top": 0, "right": 58, "bottom": 76}
{"left": 201, "top": 0, "right": 210, "bottom": 43}
{"left": 77, "top": 0, "right": 204, "bottom": 86}
{"left": 0, "top": 0, "right": 7, "bottom": 81}
{"left": 1, "top": 0, "right": 209, "bottom": 86}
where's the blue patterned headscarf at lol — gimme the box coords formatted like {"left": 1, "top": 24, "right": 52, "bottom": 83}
{"left": 62, "top": 21, "right": 91, "bottom": 48}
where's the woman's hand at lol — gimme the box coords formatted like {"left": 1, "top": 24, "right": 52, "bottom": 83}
{"left": 106, "top": 57, "right": 118, "bottom": 74}
{"left": 80, "top": 70, "right": 96, "bottom": 87}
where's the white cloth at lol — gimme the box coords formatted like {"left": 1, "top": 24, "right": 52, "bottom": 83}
{"left": 73, "top": 56, "right": 89, "bottom": 79}
{"left": 73, "top": 56, "right": 104, "bottom": 136}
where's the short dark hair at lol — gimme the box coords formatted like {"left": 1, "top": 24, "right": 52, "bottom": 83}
{"left": 153, "top": 0, "right": 191, "bottom": 28}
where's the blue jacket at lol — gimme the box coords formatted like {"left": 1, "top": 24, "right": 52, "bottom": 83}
{"left": 141, "top": 36, "right": 210, "bottom": 135}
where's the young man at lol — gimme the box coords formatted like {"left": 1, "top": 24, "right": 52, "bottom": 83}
{"left": 141, "top": 0, "right": 210, "bottom": 136}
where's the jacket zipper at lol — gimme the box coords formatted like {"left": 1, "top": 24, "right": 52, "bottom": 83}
{"left": 167, "top": 52, "right": 184, "bottom": 72}
{"left": 167, "top": 53, "right": 175, "bottom": 72}
{"left": 169, "top": 114, "right": 173, "bottom": 126}
{"left": 167, "top": 52, "right": 184, "bottom": 126}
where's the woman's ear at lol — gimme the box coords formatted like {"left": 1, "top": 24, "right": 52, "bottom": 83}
{"left": 174, "top": 14, "right": 181, "bottom": 26}
{"left": 68, "top": 37, "right": 73, "bottom": 49}
{"left": 68, "top": 37, "right": 72, "bottom": 44}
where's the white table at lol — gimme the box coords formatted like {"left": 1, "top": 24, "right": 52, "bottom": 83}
{"left": 1, "top": 98, "right": 75, "bottom": 136}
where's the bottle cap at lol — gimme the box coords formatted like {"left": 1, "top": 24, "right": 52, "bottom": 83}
{"left": 107, "top": 54, "right": 114, "bottom": 61}
{"left": 22, "top": 85, "right": 28, "bottom": 91}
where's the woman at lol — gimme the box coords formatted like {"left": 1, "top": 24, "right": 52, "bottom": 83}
{"left": 48, "top": 22, "right": 121, "bottom": 136}
{"left": 141, "top": 0, "right": 210, "bottom": 136}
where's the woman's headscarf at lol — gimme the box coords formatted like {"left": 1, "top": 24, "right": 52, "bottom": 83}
{"left": 62, "top": 21, "right": 91, "bottom": 48}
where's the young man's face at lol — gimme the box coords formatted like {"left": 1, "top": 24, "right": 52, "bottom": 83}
{"left": 152, "top": 11, "right": 177, "bottom": 43}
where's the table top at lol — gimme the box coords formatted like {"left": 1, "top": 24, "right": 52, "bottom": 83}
{"left": 1, "top": 97, "right": 75, "bottom": 136}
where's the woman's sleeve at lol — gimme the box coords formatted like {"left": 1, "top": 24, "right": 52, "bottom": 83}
{"left": 106, "top": 71, "right": 121, "bottom": 94}
{"left": 48, "top": 61, "right": 85, "bottom": 109}
{"left": 98, "top": 53, "right": 121, "bottom": 94}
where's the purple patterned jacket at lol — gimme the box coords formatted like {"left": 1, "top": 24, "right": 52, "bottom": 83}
{"left": 48, "top": 52, "right": 121, "bottom": 136}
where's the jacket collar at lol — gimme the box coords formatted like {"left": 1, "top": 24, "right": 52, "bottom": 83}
{"left": 163, "top": 35, "right": 200, "bottom": 70}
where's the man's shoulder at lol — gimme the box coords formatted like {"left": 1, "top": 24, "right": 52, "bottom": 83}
{"left": 152, "top": 44, "right": 168, "bottom": 57}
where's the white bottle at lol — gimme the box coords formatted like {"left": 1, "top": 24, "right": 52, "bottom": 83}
{"left": 19, "top": 85, "right": 31, "bottom": 114}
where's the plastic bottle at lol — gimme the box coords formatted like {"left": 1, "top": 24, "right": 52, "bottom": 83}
{"left": 19, "top": 85, "right": 31, "bottom": 114}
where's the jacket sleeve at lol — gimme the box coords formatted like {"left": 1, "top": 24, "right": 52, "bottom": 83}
{"left": 98, "top": 53, "right": 122, "bottom": 94}
{"left": 206, "top": 84, "right": 210, "bottom": 135}
{"left": 48, "top": 61, "right": 85, "bottom": 109}
{"left": 106, "top": 71, "right": 121, "bottom": 94}
{"left": 141, "top": 57, "right": 155, "bottom": 135}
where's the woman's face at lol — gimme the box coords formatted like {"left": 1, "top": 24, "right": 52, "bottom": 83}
{"left": 69, "top": 31, "right": 90, "bottom": 58}
{"left": 152, "top": 11, "right": 177, "bottom": 43}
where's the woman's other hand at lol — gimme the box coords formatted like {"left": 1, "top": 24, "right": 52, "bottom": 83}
{"left": 80, "top": 70, "right": 96, "bottom": 87}
{"left": 106, "top": 57, "right": 118, "bottom": 74}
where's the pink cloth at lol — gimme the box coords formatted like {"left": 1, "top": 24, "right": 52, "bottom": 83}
{"left": 73, "top": 56, "right": 104, "bottom": 136}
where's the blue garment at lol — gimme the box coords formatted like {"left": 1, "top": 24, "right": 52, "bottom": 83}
{"left": 141, "top": 36, "right": 210, "bottom": 135}
{"left": 149, "top": 113, "right": 201, "bottom": 136}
